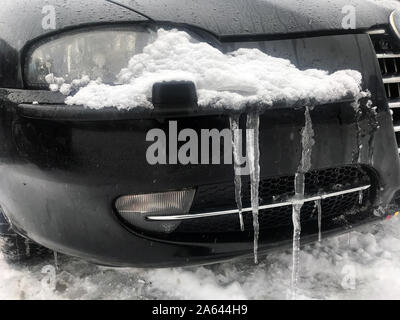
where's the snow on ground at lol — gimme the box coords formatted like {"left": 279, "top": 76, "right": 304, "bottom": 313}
{"left": 1, "top": 217, "right": 400, "bottom": 300}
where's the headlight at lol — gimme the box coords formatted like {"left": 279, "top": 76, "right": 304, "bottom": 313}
{"left": 390, "top": 10, "right": 400, "bottom": 41}
{"left": 25, "top": 27, "right": 153, "bottom": 88}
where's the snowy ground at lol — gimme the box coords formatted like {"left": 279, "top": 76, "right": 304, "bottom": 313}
{"left": 1, "top": 217, "right": 400, "bottom": 300}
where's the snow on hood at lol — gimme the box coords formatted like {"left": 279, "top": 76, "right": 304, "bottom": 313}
{"left": 55, "top": 29, "right": 364, "bottom": 110}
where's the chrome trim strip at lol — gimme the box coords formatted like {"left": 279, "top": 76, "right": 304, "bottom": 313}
{"left": 377, "top": 53, "right": 400, "bottom": 59}
{"left": 383, "top": 76, "right": 400, "bottom": 84}
{"left": 367, "top": 29, "right": 386, "bottom": 35}
{"left": 391, "top": 11, "right": 400, "bottom": 40}
{"left": 389, "top": 101, "right": 400, "bottom": 108}
{"left": 147, "top": 185, "right": 371, "bottom": 221}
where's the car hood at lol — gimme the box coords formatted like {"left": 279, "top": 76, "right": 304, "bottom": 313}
{"left": 108, "top": 0, "right": 393, "bottom": 37}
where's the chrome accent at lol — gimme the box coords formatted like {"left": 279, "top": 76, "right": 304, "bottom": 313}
{"left": 377, "top": 53, "right": 400, "bottom": 59}
{"left": 372, "top": 27, "right": 400, "bottom": 155}
{"left": 383, "top": 76, "right": 400, "bottom": 84}
{"left": 389, "top": 101, "right": 400, "bottom": 108}
{"left": 367, "top": 29, "right": 386, "bottom": 35}
{"left": 147, "top": 185, "right": 371, "bottom": 221}
{"left": 391, "top": 11, "right": 400, "bottom": 40}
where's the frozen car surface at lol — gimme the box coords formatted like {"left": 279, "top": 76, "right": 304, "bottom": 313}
{"left": 0, "top": 0, "right": 400, "bottom": 267}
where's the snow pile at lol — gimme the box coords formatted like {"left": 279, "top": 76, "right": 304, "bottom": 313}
{"left": 60, "top": 29, "right": 364, "bottom": 110}
{"left": 1, "top": 217, "right": 400, "bottom": 299}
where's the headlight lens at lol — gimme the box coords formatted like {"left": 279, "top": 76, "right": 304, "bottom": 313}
{"left": 25, "top": 28, "right": 152, "bottom": 88}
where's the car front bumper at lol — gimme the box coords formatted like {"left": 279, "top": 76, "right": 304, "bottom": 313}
{"left": 0, "top": 33, "right": 399, "bottom": 267}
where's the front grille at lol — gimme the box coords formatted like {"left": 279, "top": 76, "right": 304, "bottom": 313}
{"left": 178, "top": 192, "right": 361, "bottom": 233}
{"left": 370, "top": 29, "right": 400, "bottom": 153}
{"left": 161, "top": 165, "right": 377, "bottom": 243}
{"left": 190, "top": 165, "right": 371, "bottom": 213}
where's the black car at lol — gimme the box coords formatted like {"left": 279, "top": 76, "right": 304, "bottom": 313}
{"left": 1, "top": 0, "right": 400, "bottom": 267}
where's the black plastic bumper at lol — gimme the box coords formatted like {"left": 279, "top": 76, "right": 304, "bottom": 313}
{"left": 0, "top": 33, "right": 399, "bottom": 267}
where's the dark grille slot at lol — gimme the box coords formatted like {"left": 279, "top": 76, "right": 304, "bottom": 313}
{"left": 380, "top": 57, "right": 400, "bottom": 75}
{"left": 370, "top": 30, "right": 400, "bottom": 54}
{"left": 385, "top": 82, "right": 400, "bottom": 100}
{"left": 370, "top": 30, "right": 400, "bottom": 153}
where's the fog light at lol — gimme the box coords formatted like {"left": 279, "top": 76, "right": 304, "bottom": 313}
{"left": 115, "top": 189, "right": 195, "bottom": 233}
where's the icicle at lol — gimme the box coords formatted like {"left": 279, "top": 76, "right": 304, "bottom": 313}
{"left": 54, "top": 251, "right": 59, "bottom": 271}
{"left": 316, "top": 199, "right": 322, "bottom": 242}
{"left": 230, "top": 114, "right": 244, "bottom": 231}
{"left": 351, "top": 99, "right": 363, "bottom": 163}
{"left": 246, "top": 113, "right": 260, "bottom": 264}
{"left": 291, "top": 106, "right": 315, "bottom": 300}
{"left": 291, "top": 172, "right": 304, "bottom": 300}
{"left": 347, "top": 232, "right": 351, "bottom": 248}
{"left": 358, "top": 190, "right": 363, "bottom": 205}
{"left": 351, "top": 98, "right": 379, "bottom": 165}
{"left": 366, "top": 102, "right": 379, "bottom": 165}
{"left": 299, "top": 106, "right": 315, "bottom": 173}
{"left": 24, "top": 239, "right": 31, "bottom": 257}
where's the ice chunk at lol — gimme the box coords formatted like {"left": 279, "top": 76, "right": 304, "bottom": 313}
{"left": 49, "top": 84, "right": 59, "bottom": 92}
{"left": 59, "top": 84, "right": 72, "bottom": 96}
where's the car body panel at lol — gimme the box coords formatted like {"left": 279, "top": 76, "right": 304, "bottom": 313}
{"left": 109, "top": 0, "right": 392, "bottom": 37}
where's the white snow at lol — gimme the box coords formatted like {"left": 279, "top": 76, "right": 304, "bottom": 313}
{"left": 1, "top": 217, "right": 400, "bottom": 300}
{"left": 57, "top": 29, "right": 364, "bottom": 110}
{"left": 46, "top": 74, "right": 90, "bottom": 95}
